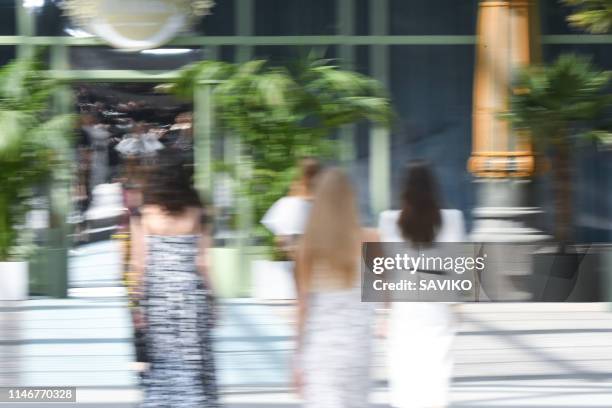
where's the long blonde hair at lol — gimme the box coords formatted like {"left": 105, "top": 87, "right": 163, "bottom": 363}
{"left": 299, "top": 168, "right": 361, "bottom": 291}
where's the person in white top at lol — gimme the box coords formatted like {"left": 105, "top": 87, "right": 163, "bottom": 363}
{"left": 378, "top": 161, "right": 466, "bottom": 408}
{"left": 261, "top": 157, "right": 322, "bottom": 259}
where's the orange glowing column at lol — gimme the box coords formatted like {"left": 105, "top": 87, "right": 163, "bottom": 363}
{"left": 469, "top": 0, "right": 541, "bottom": 178}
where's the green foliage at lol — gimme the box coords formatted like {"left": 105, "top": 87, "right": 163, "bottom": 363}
{"left": 505, "top": 54, "right": 611, "bottom": 149}
{"left": 562, "top": 0, "right": 612, "bottom": 34}
{"left": 167, "top": 56, "right": 392, "bottom": 249}
{"left": 0, "top": 56, "right": 74, "bottom": 261}
{"left": 504, "top": 53, "right": 611, "bottom": 241}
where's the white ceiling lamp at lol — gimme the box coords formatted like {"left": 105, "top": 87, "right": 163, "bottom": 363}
{"left": 140, "top": 48, "right": 193, "bottom": 55}
{"left": 60, "top": 0, "right": 215, "bottom": 51}
{"left": 23, "top": 0, "right": 45, "bottom": 8}
{"left": 64, "top": 27, "right": 95, "bottom": 38}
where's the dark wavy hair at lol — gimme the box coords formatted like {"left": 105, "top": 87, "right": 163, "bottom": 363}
{"left": 143, "top": 148, "right": 202, "bottom": 214}
{"left": 397, "top": 160, "right": 442, "bottom": 244}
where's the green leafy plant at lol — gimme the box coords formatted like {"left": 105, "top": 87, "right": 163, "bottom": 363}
{"left": 0, "top": 56, "right": 73, "bottom": 261}
{"left": 166, "top": 56, "right": 392, "bottom": 252}
{"left": 562, "top": 0, "right": 612, "bottom": 34}
{"left": 504, "top": 54, "right": 611, "bottom": 242}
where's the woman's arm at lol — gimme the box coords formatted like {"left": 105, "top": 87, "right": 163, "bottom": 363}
{"left": 292, "top": 242, "right": 310, "bottom": 394}
{"left": 129, "top": 215, "right": 146, "bottom": 298}
{"left": 196, "top": 213, "right": 216, "bottom": 295}
{"left": 128, "top": 214, "right": 147, "bottom": 329}
{"left": 294, "top": 243, "right": 310, "bottom": 354}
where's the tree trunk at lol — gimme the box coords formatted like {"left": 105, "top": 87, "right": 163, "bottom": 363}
{"left": 552, "top": 141, "right": 572, "bottom": 246}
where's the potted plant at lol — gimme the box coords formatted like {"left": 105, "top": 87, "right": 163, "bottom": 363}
{"left": 504, "top": 54, "right": 611, "bottom": 301}
{"left": 561, "top": 0, "right": 612, "bottom": 303}
{"left": 0, "top": 56, "right": 73, "bottom": 301}
{"left": 167, "top": 56, "right": 392, "bottom": 298}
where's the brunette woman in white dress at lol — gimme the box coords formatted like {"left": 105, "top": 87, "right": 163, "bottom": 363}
{"left": 378, "top": 161, "right": 466, "bottom": 408}
{"left": 295, "top": 168, "right": 377, "bottom": 408}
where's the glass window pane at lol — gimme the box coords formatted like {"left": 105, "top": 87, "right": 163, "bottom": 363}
{"left": 0, "top": 1, "right": 16, "bottom": 35}
{"left": 389, "top": 45, "right": 475, "bottom": 222}
{"left": 543, "top": 44, "right": 612, "bottom": 68}
{"left": 390, "top": 0, "right": 478, "bottom": 35}
{"left": 35, "top": 0, "right": 68, "bottom": 36}
{"left": 253, "top": 45, "right": 337, "bottom": 66}
{"left": 69, "top": 47, "right": 206, "bottom": 70}
{"left": 255, "top": 0, "right": 336, "bottom": 36}
{"left": 0, "top": 46, "right": 16, "bottom": 66}
{"left": 540, "top": 0, "right": 575, "bottom": 35}
{"left": 355, "top": 0, "right": 369, "bottom": 35}
{"left": 193, "top": 0, "right": 235, "bottom": 36}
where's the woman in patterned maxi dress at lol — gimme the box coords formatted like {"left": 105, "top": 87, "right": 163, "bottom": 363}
{"left": 130, "top": 149, "right": 218, "bottom": 408}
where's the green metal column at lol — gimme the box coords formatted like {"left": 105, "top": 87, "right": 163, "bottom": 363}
{"left": 16, "top": 0, "right": 34, "bottom": 59}
{"left": 193, "top": 81, "right": 214, "bottom": 197}
{"left": 235, "top": 0, "right": 254, "bottom": 62}
{"left": 369, "top": 0, "right": 391, "bottom": 216}
{"left": 18, "top": 2, "right": 72, "bottom": 298}
{"left": 206, "top": 45, "right": 220, "bottom": 61}
{"left": 47, "top": 44, "right": 73, "bottom": 298}
{"left": 234, "top": 0, "right": 254, "bottom": 297}
{"left": 337, "top": 0, "right": 356, "bottom": 165}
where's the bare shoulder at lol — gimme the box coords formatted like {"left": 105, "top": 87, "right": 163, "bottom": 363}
{"left": 140, "top": 204, "right": 163, "bottom": 216}
{"left": 360, "top": 227, "right": 380, "bottom": 242}
{"left": 140, "top": 205, "right": 203, "bottom": 235}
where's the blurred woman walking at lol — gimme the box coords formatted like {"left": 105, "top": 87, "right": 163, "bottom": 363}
{"left": 130, "top": 149, "right": 218, "bottom": 408}
{"left": 378, "top": 161, "right": 466, "bottom": 408}
{"left": 261, "top": 157, "right": 322, "bottom": 259}
{"left": 295, "top": 168, "right": 377, "bottom": 408}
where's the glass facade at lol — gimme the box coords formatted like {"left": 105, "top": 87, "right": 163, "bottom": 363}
{"left": 1, "top": 0, "right": 611, "bottom": 240}
{"left": 0, "top": 46, "right": 16, "bottom": 66}
{"left": 389, "top": 0, "right": 478, "bottom": 35}
{"left": 68, "top": 47, "right": 206, "bottom": 71}
{"left": 0, "top": 1, "right": 16, "bottom": 35}
{"left": 254, "top": 0, "right": 337, "bottom": 36}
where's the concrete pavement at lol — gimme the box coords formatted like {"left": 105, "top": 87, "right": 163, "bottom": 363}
{"left": 1, "top": 240, "right": 612, "bottom": 407}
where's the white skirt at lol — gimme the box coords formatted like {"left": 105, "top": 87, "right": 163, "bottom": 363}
{"left": 301, "top": 288, "right": 374, "bottom": 408}
{"left": 387, "top": 303, "right": 455, "bottom": 408}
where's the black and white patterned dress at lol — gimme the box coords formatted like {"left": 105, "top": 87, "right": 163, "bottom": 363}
{"left": 141, "top": 235, "right": 218, "bottom": 408}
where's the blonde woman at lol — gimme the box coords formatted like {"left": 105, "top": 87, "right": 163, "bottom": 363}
{"left": 294, "top": 168, "right": 377, "bottom": 408}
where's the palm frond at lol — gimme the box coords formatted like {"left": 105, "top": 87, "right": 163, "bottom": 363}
{"left": 507, "top": 54, "right": 611, "bottom": 143}
{"left": 562, "top": 0, "right": 612, "bottom": 34}
{"left": 164, "top": 56, "right": 393, "bottom": 250}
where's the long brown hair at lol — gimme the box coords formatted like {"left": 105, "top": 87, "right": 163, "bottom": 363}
{"left": 143, "top": 148, "right": 202, "bottom": 214}
{"left": 289, "top": 157, "right": 322, "bottom": 198}
{"left": 398, "top": 161, "right": 442, "bottom": 244}
{"left": 299, "top": 168, "right": 361, "bottom": 291}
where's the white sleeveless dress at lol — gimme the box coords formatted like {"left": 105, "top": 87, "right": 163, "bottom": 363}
{"left": 378, "top": 209, "right": 466, "bottom": 408}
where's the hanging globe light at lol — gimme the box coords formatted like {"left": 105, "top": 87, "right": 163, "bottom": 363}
{"left": 60, "top": 0, "right": 215, "bottom": 51}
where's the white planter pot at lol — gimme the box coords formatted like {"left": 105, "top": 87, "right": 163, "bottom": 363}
{"left": 0, "top": 262, "right": 28, "bottom": 301}
{"left": 251, "top": 260, "right": 296, "bottom": 300}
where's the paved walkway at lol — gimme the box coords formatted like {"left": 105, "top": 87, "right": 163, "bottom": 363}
{"left": 1, "top": 241, "right": 612, "bottom": 407}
